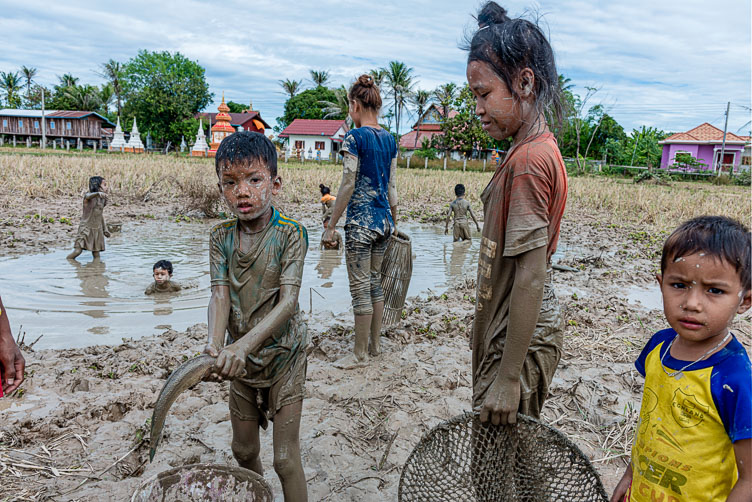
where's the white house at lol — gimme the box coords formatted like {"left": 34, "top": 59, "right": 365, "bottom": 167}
{"left": 278, "top": 119, "right": 348, "bottom": 160}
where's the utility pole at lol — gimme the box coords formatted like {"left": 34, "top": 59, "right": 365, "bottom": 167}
{"left": 41, "top": 91, "right": 46, "bottom": 149}
{"left": 717, "top": 101, "right": 730, "bottom": 175}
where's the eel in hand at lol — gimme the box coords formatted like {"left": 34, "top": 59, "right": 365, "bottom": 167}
{"left": 149, "top": 354, "right": 217, "bottom": 462}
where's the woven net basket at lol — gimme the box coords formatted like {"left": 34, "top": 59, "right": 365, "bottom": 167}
{"left": 399, "top": 412, "right": 608, "bottom": 502}
{"left": 131, "top": 463, "right": 273, "bottom": 502}
{"left": 380, "top": 230, "right": 413, "bottom": 325}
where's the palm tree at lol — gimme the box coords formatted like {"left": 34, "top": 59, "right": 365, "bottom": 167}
{"left": 20, "top": 66, "right": 37, "bottom": 103}
{"left": 64, "top": 84, "right": 101, "bottom": 111}
{"left": 319, "top": 85, "right": 351, "bottom": 126}
{"left": 59, "top": 73, "right": 79, "bottom": 88}
{"left": 98, "top": 60, "right": 124, "bottom": 117}
{"left": 411, "top": 89, "right": 432, "bottom": 147}
{"left": 1, "top": 71, "right": 23, "bottom": 108}
{"left": 433, "top": 83, "right": 457, "bottom": 119}
{"left": 309, "top": 70, "right": 330, "bottom": 88}
{"left": 384, "top": 61, "right": 415, "bottom": 137}
{"left": 279, "top": 78, "right": 303, "bottom": 99}
{"left": 99, "top": 83, "right": 114, "bottom": 114}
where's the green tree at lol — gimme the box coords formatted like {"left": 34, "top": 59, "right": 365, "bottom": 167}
{"left": 0, "top": 71, "right": 23, "bottom": 108}
{"left": 98, "top": 60, "right": 124, "bottom": 117}
{"left": 383, "top": 61, "right": 415, "bottom": 138}
{"left": 617, "top": 127, "right": 669, "bottom": 167}
{"left": 279, "top": 79, "right": 303, "bottom": 99}
{"left": 319, "top": 85, "right": 351, "bottom": 126}
{"left": 433, "top": 84, "right": 492, "bottom": 159}
{"left": 276, "top": 86, "right": 339, "bottom": 131}
{"left": 64, "top": 84, "right": 102, "bottom": 111}
{"left": 25, "top": 85, "right": 51, "bottom": 110}
{"left": 121, "top": 50, "right": 213, "bottom": 145}
{"left": 226, "top": 101, "right": 249, "bottom": 113}
{"left": 410, "top": 89, "right": 431, "bottom": 147}
{"left": 99, "top": 83, "right": 114, "bottom": 114}
{"left": 20, "top": 66, "right": 37, "bottom": 105}
{"left": 309, "top": 70, "right": 330, "bottom": 88}
{"left": 48, "top": 73, "right": 80, "bottom": 110}
{"left": 433, "top": 83, "right": 457, "bottom": 119}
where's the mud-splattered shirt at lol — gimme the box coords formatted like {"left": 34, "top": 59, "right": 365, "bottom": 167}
{"left": 449, "top": 198, "right": 473, "bottom": 224}
{"left": 340, "top": 126, "right": 397, "bottom": 235}
{"left": 472, "top": 133, "right": 567, "bottom": 398}
{"left": 209, "top": 208, "right": 309, "bottom": 386}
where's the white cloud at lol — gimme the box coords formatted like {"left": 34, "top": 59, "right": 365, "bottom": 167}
{"left": 0, "top": 0, "right": 749, "bottom": 133}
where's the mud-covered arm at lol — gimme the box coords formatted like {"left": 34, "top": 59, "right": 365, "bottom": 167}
{"left": 468, "top": 205, "right": 480, "bottom": 230}
{"left": 324, "top": 153, "right": 358, "bottom": 242}
{"left": 232, "top": 284, "right": 299, "bottom": 357}
{"left": 444, "top": 204, "right": 453, "bottom": 232}
{"left": 204, "top": 285, "right": 230, "bottom": 355}
{"left": 388, "top": 157, "right": 398, "bottom": 226}
{"left": 0, "top": 296, "right": 24, "bottom": 395}
{"left": 728, "top": 439, "right": 752, "bottom": 502}
{"left": 609, "top": 464, "right": 632, "bottom": 502}
{"left": 480, "top": 244, "right": 547, "bottom": 425}
{"left": 84, "top": 191, "right": 104, "bottom": 200}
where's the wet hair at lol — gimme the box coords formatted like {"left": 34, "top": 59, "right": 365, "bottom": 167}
{"left": 661, "top": 216, "right": 751, "bottom": 292}
{"left": 323, "top": 216, "right": 331, "bottom": 225}
{"left": 320, "top": 184, "right": 331, "bottom": 195}
{"left": 215, "top": 131, "right": 277, "bottom": 178}
{"left": 348, "top": 74, "right": 382, "bottom": 110}
{"left": 464, "top": 2, "right": 564, "bottom": 127}
{"left": 153, "top": 260, "right": 173, "bottom": 275}
{"left": 455, "top": 184, "right": 466, "bottom": 196}
{"left": 89, "top": 176, "right": 104, "bottom": 192}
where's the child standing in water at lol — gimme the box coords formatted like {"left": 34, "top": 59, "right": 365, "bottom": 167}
{"left": 320, "top": 184, "right": 336, "bottom": 221}
{"left": 465, "top": 2, "right": 568, "bottom": 424}
{"left": 203, "top": 131, "right": 308, "bottom": 502}
{"left": 611, "top": 217, "right": 751, "bottom": 502}
{"left": 323, "top": 74, "right": 398, "bottom": 366}
{"left": 445, "top": 184, "right": 480, "bottom": 242}
{"left": 145, "top": 260, "right": 183, "bottom": 294}
{"left": 67, "top": 176, "right": 110, "bottom": 261}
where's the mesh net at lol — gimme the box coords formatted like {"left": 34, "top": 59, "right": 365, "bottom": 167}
{"left": 380, "top": 230, "right": 413, "bottom": 325}
{"left": 399, "top": 412, "right": 608, "bottom": 502}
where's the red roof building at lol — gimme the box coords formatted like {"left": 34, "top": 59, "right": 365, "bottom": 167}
{"left": 399, "top": 104, "right": 458, "bottom": 152}
{"left": 197, "top": 100, "right": 270, "bottom": 135}
{"left": 278, "top": 119, "right": 349, "bottom": 160}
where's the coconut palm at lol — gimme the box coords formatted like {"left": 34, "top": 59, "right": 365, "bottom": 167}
{"left": 1, "top": 71, "right": 23, "bottom": 108}
{"left": 99, "top": 83, "right": 114, "bottom": 114}
{"left": 64, "top": 84, "right": 101, "bottom": 111}
{"left": 20, "top": 66, "right": 37, "bottom": 103}
{"left": 309, "top": 70, "right": 330, "bottom": 88}
{"left": 383, "top": 61, "right": 415, "bottom": 137}
{"left": 433, "top": 83, "right": 457, "bottom": 120}
{"left": 59, "top": 73, "right": 79, "bottom": 88}
{"left": 319, "top": 85, "right": 351, "bottom": 126}
{"left": 411, "top": 89, "right": 432, "bottom": 147}
{"left": 279, "top": 78, "right": 303, "bottom": 99}
{"left": 369, "top": 68, "right": 387, "bottom": 88}
{"left": 98, "top": 60, "right": 124, "bottom": 117}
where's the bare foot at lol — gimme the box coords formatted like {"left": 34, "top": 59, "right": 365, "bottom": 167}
{"left": 368, "top": 343, "right": 381, "bottom": 357}
{"left": 333, "top": 354, "right": 369, "bottom": 369}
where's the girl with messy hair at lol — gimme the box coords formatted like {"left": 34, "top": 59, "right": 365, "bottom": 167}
{"left": 466, "top": 2, "right": 568, "bottom": 426}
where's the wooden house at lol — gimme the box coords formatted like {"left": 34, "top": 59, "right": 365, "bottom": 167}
{"left": 0, "top": 109, "right": 116, "bottom": 147}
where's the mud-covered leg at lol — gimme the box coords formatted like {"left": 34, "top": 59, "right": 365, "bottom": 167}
{"left": 92, "top": 251, "right": 101, "bottom": 260}
{"left": 66, "top": 247, "right": 82, "bottom": 260}
{"left": 369, "top": 301, "right": 384, "bottom": 356}
{"left": 353, "top": 314, "right": 371, "bottom": 361}
{"left": 368, "top": 237, "right": 388, "bottom": 356}
{"left": 229, "top": 386, "right": 264, "bottom": 475}
{"left": 273, "top": 401, "right": 307, "bottom": 502}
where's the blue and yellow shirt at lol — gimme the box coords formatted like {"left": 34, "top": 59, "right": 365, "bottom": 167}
{"left": 629, "top": 328, "right": 751, "bottom": 501}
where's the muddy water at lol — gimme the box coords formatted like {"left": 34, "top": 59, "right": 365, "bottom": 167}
{"left": 0, "top": 220, "right": 479, "bottom": 350}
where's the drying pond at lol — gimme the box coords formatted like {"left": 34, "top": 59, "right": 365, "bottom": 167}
{"left": 0, "top": 219, "right": 479, "bottom": 349}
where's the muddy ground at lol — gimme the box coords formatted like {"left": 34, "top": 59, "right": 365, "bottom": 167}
{"left": 1, "top": 189, "right": 750, "bottom": 502}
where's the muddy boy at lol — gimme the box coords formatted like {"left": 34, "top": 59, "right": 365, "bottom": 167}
{"left": 203, "top": 131, "right": 309, "bottom": 502}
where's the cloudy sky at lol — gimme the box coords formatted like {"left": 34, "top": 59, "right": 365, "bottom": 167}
{"left": 1, "top": 0, "right": 750, "bottom": 136}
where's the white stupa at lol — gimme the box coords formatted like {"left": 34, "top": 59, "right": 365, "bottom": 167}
{"left": 180, "top": 135, "right": 187, "bottom": 153}
{"left": 191, "top": 119, "right": 209, "bottom": 156}
{"left": 109, "top": 117, "right": 127, "bottom": 151}
{"left": 125, "top": 118, "right": 144, "bottom": 152}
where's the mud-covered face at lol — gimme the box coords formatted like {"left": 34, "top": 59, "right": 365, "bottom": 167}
{"left": 217, "top": 160, "right": 281, "bottom": 222}
{"left": 153, "top": 268, "right": 170, "bottom": 285}
{"left": 467, "top": 61, "right": 522, "bottom": 141}
{"left": 100, "top": 180, "right": 108, "bottom": 193}
{"left": 658, "top": 253, "right": 751, "bottom": 349}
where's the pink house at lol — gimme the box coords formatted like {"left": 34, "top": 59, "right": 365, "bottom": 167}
{"left": 659, "top": 123, "right": 746, "bottom": 173}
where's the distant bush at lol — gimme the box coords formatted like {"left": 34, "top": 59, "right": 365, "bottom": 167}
{"left": 712, "top": 173, "right": 732, "bottom": 186}
{"left": 733, "top": 170, "right": 751, "bottom": 186}
{"left": 634, "top": 170, "right": 672, "bottom": 185}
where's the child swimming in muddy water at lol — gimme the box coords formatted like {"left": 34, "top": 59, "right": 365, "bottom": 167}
{"left": 611, "top": 216, "right": 751, "bottom": 502}
{"left": 444, "top": 184, "right": 480, "bottom": 242}
{"left": 320, "top": 216, "right": 342, "bottom": 250}
{"left": 144, "top": 260, "right": 182, "bottom": 295}
{"left": 203, "top": 131, "right": 309, "bottom": 502}
{"left": 66, "top": 176, "right": 110, "bottom": 261}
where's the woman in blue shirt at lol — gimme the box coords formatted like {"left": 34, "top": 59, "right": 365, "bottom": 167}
{"left": 323, "top": 74, "right": 398, "bottom": 366}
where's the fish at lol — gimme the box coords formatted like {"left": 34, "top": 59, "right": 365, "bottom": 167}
{"left": 149, "top": 354, "right": 217, "bottom": 462}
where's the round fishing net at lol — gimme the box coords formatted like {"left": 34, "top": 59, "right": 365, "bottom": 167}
{"left": 399, "top": 411, "right": 608, "bottom": 502}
